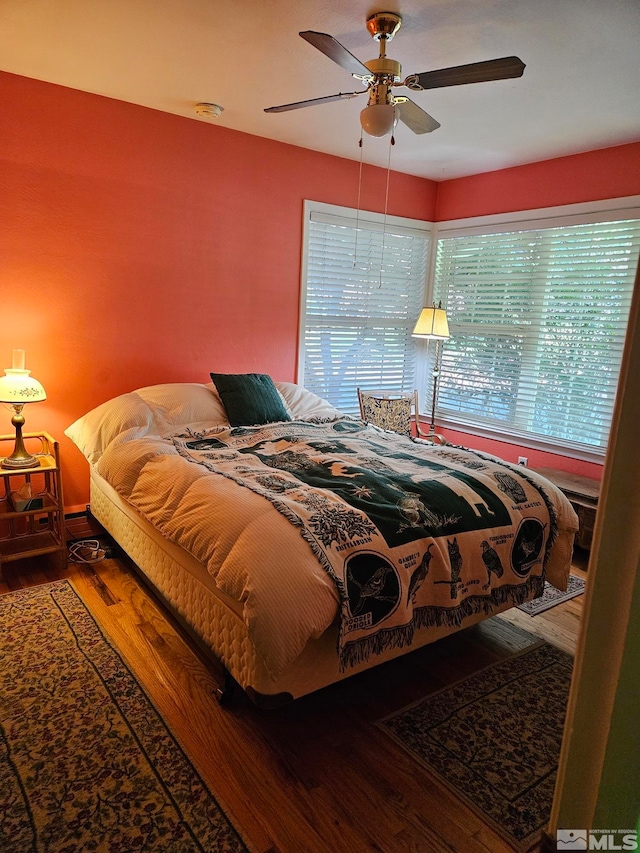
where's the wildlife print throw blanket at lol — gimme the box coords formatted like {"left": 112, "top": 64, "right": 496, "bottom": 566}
{"left": 174, "top": 420, "right": 559, "bottom": 670}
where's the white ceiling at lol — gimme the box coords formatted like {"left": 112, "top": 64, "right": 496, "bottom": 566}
{"left": 1, "top": 0, "right": 639, "bottom": 180}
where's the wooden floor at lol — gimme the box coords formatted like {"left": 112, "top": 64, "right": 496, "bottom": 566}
{"left": 1, "top": 519, "right": 587, "bottom": 853}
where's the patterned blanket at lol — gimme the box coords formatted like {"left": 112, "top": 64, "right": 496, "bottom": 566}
{"left": 173, "top": 420, "right": 556, "bottom": 669}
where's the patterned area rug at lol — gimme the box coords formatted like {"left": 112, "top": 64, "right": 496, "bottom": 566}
{"left": 377, "top": 642, "right": 573, "bottom": 851}
{"left": 0, "top": 580, "right": 249, "bottom": 853}
{"left": 517, "top": 574, "right": 585, "bottom": 616}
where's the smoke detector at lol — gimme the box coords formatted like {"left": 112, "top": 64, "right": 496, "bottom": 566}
{"left": 195, "top": 102, "right": 224, "bottom": 119}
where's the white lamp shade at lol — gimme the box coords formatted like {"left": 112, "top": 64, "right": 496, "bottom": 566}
{"left": 360, "top": 103, "right": 397, "bottom": 137}
{"left": 412, "top": 306, "right": 450, "bottom": 340}
{"left": 0, "top": 368, "right": 46, "bottom": 404}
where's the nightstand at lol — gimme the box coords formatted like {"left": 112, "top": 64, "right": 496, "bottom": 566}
{"left": 0, "top": 432, "right": 67, "bottom": 579}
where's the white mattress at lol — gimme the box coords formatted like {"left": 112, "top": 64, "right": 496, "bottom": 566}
{"left": 90, "top": 469, "right": 527, "bottom": 703}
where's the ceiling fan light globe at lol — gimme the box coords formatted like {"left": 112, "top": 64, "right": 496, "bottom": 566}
{"left": 360, "top": 104, "right": 396, "bottom": 137}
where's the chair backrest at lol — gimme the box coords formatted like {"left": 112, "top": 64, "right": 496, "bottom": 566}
{"left": 357, "top": 389, "right": 419, "bottom": 437}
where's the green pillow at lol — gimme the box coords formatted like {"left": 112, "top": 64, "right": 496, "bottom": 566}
{"left": 210, "top": 373, "right": 291, "bottom": 427}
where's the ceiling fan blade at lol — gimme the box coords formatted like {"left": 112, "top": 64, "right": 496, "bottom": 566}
{"left": 409, "top": 56, "right": 525, "bottom": 90}
{"left": 299, "top": 31, "right": 371, "bottom": 76}
{"left": 395, "top": 99, "right": 441, "bottom": 134}
{"left": 264, "top": 91, "right": 363, "bottom": 113}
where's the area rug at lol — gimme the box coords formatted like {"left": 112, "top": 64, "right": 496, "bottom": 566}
{"left": 0, "top": 580, "right": 249, "bottom": 853}
{"left": 517, "top": 574, "right": 585, "bottom": 616}
{"left": 377, "top": 642, "right": 573, "bottom": 851}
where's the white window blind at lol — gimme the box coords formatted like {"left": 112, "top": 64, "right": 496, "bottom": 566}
{"left": 301, "top": 206, "right": 429, "bottom": 415}
{"left": 433, "top": 219, "right": 640, "bottom": 452}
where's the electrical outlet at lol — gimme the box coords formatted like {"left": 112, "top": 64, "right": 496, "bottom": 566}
{"left": 518, "top": 456, "right": 528, "bottom": 466}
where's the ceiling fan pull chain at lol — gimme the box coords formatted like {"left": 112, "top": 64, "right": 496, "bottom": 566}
{"left": 379, "top": 129, "right": 394, "bottom": 287}
{"left": 353, "top": 127, "right": 365, "bottom": 269}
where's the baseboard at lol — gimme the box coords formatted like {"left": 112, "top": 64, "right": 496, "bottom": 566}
{"left": 65, "top": 508, "right": 108, "bottom": 542}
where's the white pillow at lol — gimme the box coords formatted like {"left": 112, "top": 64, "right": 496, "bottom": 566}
{"left": 135, "top": 383, "right": 228, "bottom": 431}
{"left": 66, "top": 383, "right": 230, "bottom": 465}
{"left": 65, "top": 392, "right": 155, "bottom": 466}
{"left": 274, "top": 382, "right": 343, "bottom": 421}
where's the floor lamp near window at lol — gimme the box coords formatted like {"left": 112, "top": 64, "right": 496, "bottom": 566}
{"left": 412, "top": 302, "right": 450, "bottom": 443}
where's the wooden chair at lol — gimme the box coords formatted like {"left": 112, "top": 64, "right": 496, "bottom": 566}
{"left": 357, "top": 389, "right": 429, "bottom": 438}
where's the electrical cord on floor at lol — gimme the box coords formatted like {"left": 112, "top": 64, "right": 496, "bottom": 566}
{"left": 68, "top": 539, "right": 107, "bottom": 564}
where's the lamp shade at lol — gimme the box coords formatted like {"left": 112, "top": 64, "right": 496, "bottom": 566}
{"left": 0, "top": 368, "right": 47, "bottom": 404}
{"left": 412, "top": 306, "right": 450, "bottom": 340}
{"left": 360, "top": 103, "right": 397, "bottom": 137}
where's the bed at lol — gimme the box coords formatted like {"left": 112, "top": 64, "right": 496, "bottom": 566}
{"left": 66, "top": 377, "right": 579, "bottom": 707}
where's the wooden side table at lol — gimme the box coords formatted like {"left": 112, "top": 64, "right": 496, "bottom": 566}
{"left": 0, "top": 432, "right": 67, "bottom": 579}
{"left": 532, "top": 466, "right": 601, "bottom": 550}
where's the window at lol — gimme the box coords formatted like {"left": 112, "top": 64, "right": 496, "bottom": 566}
{"left": 433, "top": 215, "right": 640, "bottom": 454}
{"left": 300, "top": 202, "right": 430, "bottom": 415}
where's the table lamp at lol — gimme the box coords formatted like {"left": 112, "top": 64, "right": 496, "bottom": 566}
{"left": 412, "top": 302, "right": 450, "bottom": 442}
{"left": 0, "top": 350, "right": 47, "bottom": 469}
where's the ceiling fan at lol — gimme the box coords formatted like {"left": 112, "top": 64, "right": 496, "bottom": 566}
{"left": 265, "top": 11, "right": 525, "bottom": 138}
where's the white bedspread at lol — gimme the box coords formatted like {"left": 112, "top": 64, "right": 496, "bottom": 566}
{"left": 96, "top": 422, "right": 578, "bottom": 679}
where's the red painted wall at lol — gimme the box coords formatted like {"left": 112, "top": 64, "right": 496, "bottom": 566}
{"left": 0, "top": 71, "right": 437, "bottom": 510}
{"left": 436, "top": 141, "right": 640, "bottom": 221}
{"left": 439, "top": 429, "right": 604, "bottom": 482}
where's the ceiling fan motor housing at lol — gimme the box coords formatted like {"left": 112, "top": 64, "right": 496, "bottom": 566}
{"left": 364, "top": 57, "right": 402, "bottom": 81}
{"left": 367, "top": 81, "right": 394, "bottom": 107}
